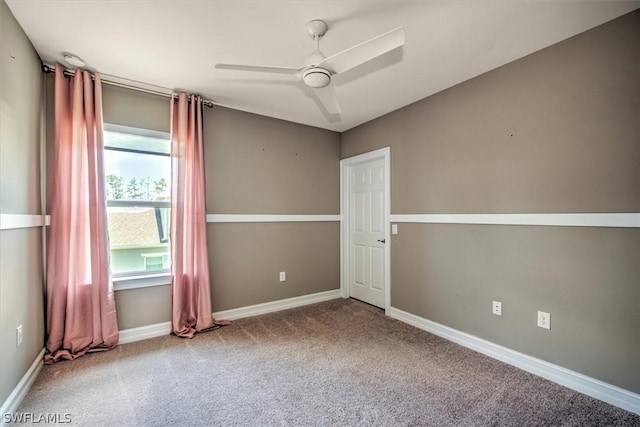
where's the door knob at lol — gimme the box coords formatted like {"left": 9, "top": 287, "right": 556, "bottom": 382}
{"left": 377, "top": 239, "right": 386, "bottom": 244}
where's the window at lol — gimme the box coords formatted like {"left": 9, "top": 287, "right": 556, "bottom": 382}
{"left": 103, "top": 124, "right": 171, "bottom": 282}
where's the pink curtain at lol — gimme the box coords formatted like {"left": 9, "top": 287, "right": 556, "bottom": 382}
{"left": 45, "top": 67, "right": 118, "bottom": 363}
{"left": 170, "top": 93, "right": 229, "bottom": 338}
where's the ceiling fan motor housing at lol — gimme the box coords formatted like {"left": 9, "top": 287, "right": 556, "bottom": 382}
{"left": 303, "top": 67, "right": 331, "bottom": 88}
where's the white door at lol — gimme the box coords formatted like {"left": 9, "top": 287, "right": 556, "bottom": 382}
{"left": 349, "top": 158, "right": 386, "bottom": 308}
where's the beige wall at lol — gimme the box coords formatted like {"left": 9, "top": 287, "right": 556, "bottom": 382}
{"left": 103, "top": 85, "right": 170, "bottom": 133}
{"left": 393, "top": 224, "right": 639, "bottom": 391}
{"left": 342, "top": 11, "right": 639, "bottom": 392}
{"left": 344, "top": 12, "right": 640, "bottom": 214}
{"left": 208, "top": 222, "right": 340, "bottom": 312}
{"left": 114, "top": 286, "right": 171, "bottom": 328}
{"left": 204, "top": 106, "right": 341, "bottom": 312}
{"left": 0, "top": 0, "right": 45, "bottom": 407}
{"left": 205, "top": 106, "right": 340, "bottom": 214}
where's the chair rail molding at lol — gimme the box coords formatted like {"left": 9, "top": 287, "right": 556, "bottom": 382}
{"left": 389, "top": 213, "right": 640, "bottom": 228}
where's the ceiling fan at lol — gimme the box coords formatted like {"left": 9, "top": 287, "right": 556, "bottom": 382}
{"left": 215, "top": 20, "right": 405, "bottom": 116}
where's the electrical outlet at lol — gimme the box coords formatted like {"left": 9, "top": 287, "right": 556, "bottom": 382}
{"left": 537, "top": 311, "right": 551, "bottom": 330}
{"left": 279, "top": 271, "right": 286, "bottom": 282}
{"left": 492, "top": 301, "right": 502, "bottom": 316}
{"left": 16, "top": 325, "right": 23, "bottom": 347}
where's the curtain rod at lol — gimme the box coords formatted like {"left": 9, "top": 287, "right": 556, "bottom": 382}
{"left": 41, "top": 63, "right": 214, "bottom": 108}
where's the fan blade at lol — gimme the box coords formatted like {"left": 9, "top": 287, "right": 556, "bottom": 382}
{"left": 312, "top": 85, "right": 341, "bottom": 115}
{"left": 215, "top": 64, "right": 301, "bottom": 75}
{"left": 317, "top": 27, "right": 405, "bottom": 75}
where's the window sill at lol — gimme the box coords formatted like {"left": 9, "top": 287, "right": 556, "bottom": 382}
{"left": 113, "top": 273, "right": 170, "bottom": 291}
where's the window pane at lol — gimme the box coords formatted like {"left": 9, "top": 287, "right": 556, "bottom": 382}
{"left": 104, "top": 150, "right": 170, "bottom": 201}
{"left": 107, "top": 207, "right": 171, "bottom": 274}
{"left": 103, "top": 127, "right": 171, "bottom": 276}
{"left": 104, "top": 130, "right": 170, "bottom": 155}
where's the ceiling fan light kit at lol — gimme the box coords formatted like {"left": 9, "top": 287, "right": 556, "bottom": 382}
{"left": 302, "top": 68, "right": 331, "bottom": 88}
{"left": 215, "top": 19, "right": 405, "bottom": 117}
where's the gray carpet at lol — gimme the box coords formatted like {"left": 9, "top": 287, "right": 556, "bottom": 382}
{"left": 18, "top": 298, "right": 640, "bottom": 426}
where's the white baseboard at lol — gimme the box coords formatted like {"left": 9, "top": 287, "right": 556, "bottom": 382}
{"left": 1, "top": 348, "right": 45, "bottom": 426}
{"left": 213, "top": 289, "right": 342, "bottom": 320}
{"left": 387, "top": 307, "right": 640, "bottom": 415}
{"left": 118, "top": 289, "right": 342, "bottom": 345}
{"left": 118, "top": 321, "right": 172, "bottom": 345}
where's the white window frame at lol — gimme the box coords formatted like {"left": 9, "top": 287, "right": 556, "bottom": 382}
{"left": 103, "top": 124, "right": 172, "bottom": 291}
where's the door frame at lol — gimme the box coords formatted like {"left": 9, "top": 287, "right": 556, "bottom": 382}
{"left": 340, "top": 147, "right": 391, "bottom": 314}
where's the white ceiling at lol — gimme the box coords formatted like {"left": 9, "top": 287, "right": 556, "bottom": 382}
{"left": 6, "top": 1, "right": 639, "bottom": 132}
